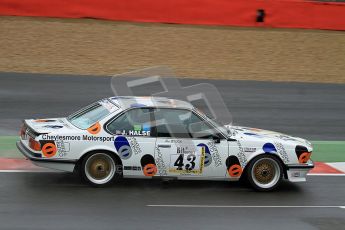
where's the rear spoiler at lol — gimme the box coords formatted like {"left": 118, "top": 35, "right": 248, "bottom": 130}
{"left": 22, "top": 120, "right": 47, "bottom": 138}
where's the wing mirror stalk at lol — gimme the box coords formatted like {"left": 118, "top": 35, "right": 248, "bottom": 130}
{"left": 212, "top": 136, "right": 221, "bottom": 144}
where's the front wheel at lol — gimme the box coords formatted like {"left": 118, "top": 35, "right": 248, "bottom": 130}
{"left": 81, "top": 152, "right": 118, "bottom": 187}
{"left": 246, "top": 155, "right": 283, "bottom": 192}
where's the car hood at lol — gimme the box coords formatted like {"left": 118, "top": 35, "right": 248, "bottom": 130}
{"left": 226, "top": 125, "right": 313, "bottom": 150}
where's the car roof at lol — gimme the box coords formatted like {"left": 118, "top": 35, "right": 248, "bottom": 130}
{"left": 108, "top": 96, "right": 194, "bottom": 110}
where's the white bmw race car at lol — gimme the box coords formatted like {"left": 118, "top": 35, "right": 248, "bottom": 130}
{"left": 17, "top": 96, "right": 314, "bottom": 191}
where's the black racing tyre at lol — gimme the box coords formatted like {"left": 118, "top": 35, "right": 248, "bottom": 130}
{"left": 80, "top": 152, "right": 118, "bottom": 187}
{"left": 246, "top": 155, "right": 283, "bottom": 192}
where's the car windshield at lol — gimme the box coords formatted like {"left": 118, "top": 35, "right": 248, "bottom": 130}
{"left": 67, "top": 100, "right": 119, "bottom": 129}
{"left": 194, "top": 109, "right": 228, "bottom": 136}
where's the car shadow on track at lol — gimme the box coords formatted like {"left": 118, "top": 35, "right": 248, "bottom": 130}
{"left": 20, "top": 172, "right": 303, "bottom": 193}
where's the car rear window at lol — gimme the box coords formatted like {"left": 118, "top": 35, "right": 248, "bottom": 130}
{"left": 68, "top": 100, "right": 119, "bottom": 129}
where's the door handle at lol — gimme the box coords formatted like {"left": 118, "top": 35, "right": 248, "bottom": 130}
{"left": 158, "top": 144, "right": 171, "bottom": 148}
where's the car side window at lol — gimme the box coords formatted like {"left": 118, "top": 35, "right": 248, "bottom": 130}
{"left": 107, "top": 108, "right": 153, "bottom": 137}
{"left": 153, "top": 108, "right": 218, "bottom": 139}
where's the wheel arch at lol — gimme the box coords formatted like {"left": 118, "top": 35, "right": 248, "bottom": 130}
{"left": 75, "top": 149, "right": 123, "bottom": 174}
{"left": 243, "top": 152, "right": 288, "bottom": 179}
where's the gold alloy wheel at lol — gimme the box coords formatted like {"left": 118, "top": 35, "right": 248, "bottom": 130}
{"left": 253, "top": 159, "right": 276, "bottom": 184}
{"left": 251, "top": 157, "right": 280, "bottom": 189}
{"left": 85, "top": 153, "right": 116, "bottom": 185}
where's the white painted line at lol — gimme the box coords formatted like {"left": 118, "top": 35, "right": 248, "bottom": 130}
{"left": 327, "top": 162, "right": 345, "bottom": 173}
{"left": 307, "top": 173, "right": 345, "bottom": 176}
{"left": 0, "top": 170, "right": 58, "bottom": 173}
{"left": 147, "top": 205, "right": 344, "bottom": 209}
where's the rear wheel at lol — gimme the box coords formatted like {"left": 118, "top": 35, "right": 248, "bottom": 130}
{"left": 246, "top": 155, "right": 283, "bottom": 191}
{"left": 81, "top": 152, "right": 118, "bottom": 187}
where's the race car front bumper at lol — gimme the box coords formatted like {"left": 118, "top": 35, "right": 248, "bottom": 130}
{"left": 286, "top": 160, "right": 314, "bottom": 182}
{"left": 16, "top": 141, "right": 77, "bottom": 172}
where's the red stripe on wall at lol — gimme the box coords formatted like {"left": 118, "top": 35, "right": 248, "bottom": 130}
{"left": 0, "top": 0, "right": 344, "bottom": 30}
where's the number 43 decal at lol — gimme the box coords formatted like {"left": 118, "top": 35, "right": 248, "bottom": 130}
{"left": 174, "top": 154, "right": 196, "bottom": 171}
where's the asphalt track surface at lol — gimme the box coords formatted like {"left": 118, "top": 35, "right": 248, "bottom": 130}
{"left": 0, "top": 173, "right": 344, "bottom": 230}
{"left": 1, "top": 72, "right": 345, "bottom": 140}
{"left": 1, "top": 72, "right": 345, "bottom": 230}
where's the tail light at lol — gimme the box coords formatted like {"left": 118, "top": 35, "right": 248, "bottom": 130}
{"left": 20, "top": 124, "right": 26, "bottom": 139}
{"left": 29, "top": 137, "right": 41, "bottom": 151}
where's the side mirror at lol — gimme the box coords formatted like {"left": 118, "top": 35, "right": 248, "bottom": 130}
{"left": 227, "top": 137, "right": 237, "bottom": 142}
{"left": 212, "top": 135, "right": 221, "bottom": 144}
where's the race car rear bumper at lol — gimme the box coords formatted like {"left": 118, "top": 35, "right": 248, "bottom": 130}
{"left": 286, "top": 161, "right": 314, "bottom": 182}
{"left": 16, "top": 141, "right": 77, "bottom": 172}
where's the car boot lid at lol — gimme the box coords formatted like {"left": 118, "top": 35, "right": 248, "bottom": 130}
{"left": 24, "top": 118, "right": 76, "bottom": 134}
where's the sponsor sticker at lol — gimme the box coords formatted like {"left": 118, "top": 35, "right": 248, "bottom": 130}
{"left": 143, "top": 164, "right": 158, "bottom": 176}
{"left": 42, "top": 143, "right": 57, "bottom": 158}
{"left": 228, "top": 164, "right": 243, "bottom": 177}
{"left": 169, "top": 146, "right": 205, "bottom": 175}
{"left": 142, "top": 124, "right": 151, "bottom": 132}
{"left": 133, "top": 124, "right": 141, "bottom": 131}
{"left": 87, "top": 122, "right": 101, "bottom": 135}
{"left": 236, "top": 141, "right": 248, "bottom": 167}
{"left": 244, "top": 147, "right": 256, "bottom": 153}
